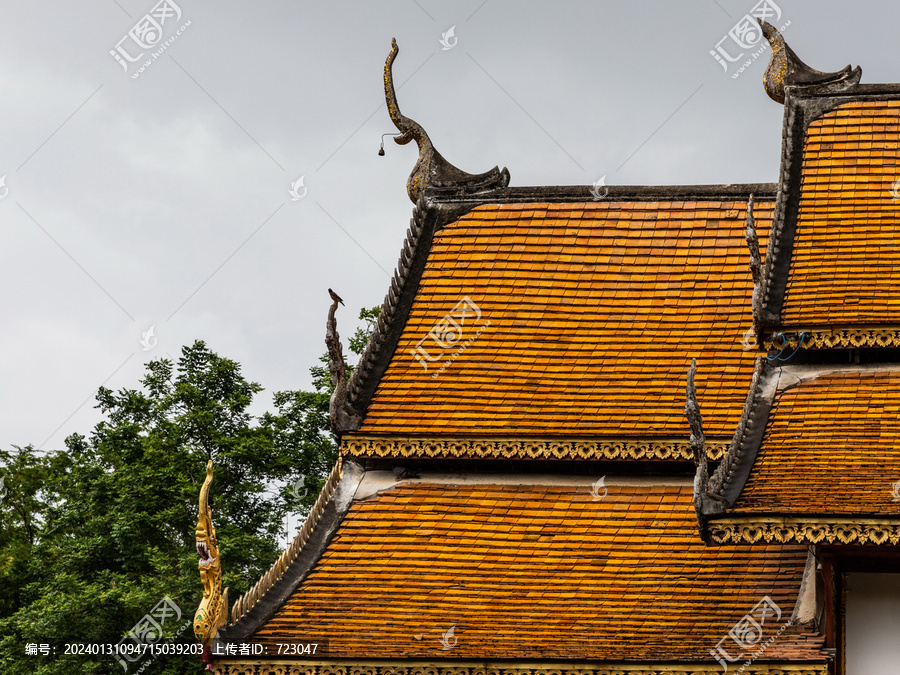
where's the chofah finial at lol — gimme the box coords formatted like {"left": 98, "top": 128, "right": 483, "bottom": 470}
{"left": 383, "top": 38, "right": 509, "bottom": 203}
{"left": 759, "top": 20, "right": 861, "bottom": 104}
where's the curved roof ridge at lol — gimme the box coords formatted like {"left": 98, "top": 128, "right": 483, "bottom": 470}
{"left": 334, "top": 195, "right": 442, "bottom": 432}
{"left": 221, "top": 459, "right": 364, "bottom": 640}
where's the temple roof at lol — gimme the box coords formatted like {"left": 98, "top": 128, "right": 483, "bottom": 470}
{"left": 755, "top": 86, "right": 900, "bottom": 345}
{"left": 204, "top": 27, "right": 893, "bottom": 672}
{"left": 697, "top": 364, "right": 900, "bottom": 546}
{"left": 231, "top": 474, "right": 825, "bottom": 664}
{"left": 774, "top": 100, "right": 900, "bottom": 329}
{"left": 734, "top": 367, "right": 900, "bottom": 515}
{"left": 340, "top": 187, "right": 774, "bottom": 462}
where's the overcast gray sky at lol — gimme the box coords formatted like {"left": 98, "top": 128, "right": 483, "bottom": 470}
{"left": 1, "top": 1, "right": 893, "bottom": 452}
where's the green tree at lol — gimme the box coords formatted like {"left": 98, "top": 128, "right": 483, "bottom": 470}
{"left": 0, "top": 306, "right": 378, "bottom": 674}
{"left": 0, "top": 445, "right": 58, "bottom": 619}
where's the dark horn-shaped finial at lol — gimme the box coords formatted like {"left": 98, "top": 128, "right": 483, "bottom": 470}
{"left": 745, "top": 194, "right": 761, "bottom": 285}
{"left": 759, "top": 20, "right": 861, "bottom": 104}
{"left": 383, "top": 38, "right": 510, "bottom": 203}
{"left": 685, "top": 359, "right": 706, "bottom": 467}
{"left": 686, "top": 359, "right": 714, "bottom": 529}
{"left": 326, "top": 291, "right": 347, "bottom": 431}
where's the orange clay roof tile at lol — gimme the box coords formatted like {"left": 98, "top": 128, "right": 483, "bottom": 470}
{"left": 733, "top": 369, "right": 900, "bottom": 515}
{"left": 251, "top": 483, "right": 823, "bottom": 661}
{"left": 356, "top": 200, "right": 771, "bottom": 441}
{"left": 781, "top": 100, "right": 900, "bottom": 325}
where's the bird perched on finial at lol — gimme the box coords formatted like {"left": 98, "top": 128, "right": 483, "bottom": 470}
{"left": 758, "top": 19, "right": 860, "bottom": 104}
{"left": 328, "top": 288, "right": 344, "bottom": 306}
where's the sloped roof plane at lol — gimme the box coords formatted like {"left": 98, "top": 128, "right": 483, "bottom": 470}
{"left": 697, "top": 364, "right": 900, "bottom": 546}
{"left": 221, "top": 475, "right": 827, "bottom": 669}
{"left": 340, "top": 188, "right": 775, "bottom": 462}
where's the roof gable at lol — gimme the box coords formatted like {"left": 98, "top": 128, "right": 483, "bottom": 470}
{"left": 696, "top": 364, "right": 900, "bottom": 546}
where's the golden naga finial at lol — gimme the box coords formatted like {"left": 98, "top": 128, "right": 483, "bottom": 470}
{"left": 758, "top": 20, "right": 860, "bottom": 104}
{"left": 193, "top": 460, "right": 229, "bottom": 647}
{"left": 383, "top": 38, "right": 509, "bottom": 204}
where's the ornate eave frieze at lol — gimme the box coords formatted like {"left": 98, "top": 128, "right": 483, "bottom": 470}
{"left": 209, "top": 661, "right": 828, "bottom": 675}
{"left": 341, "top": 436, "right": 729, "bottom": 461}
{"left": 762, "top": 327, "right": 900, "bottom": 351}
{"left": 709, "top": 517, "right": 900, "bottom": 546}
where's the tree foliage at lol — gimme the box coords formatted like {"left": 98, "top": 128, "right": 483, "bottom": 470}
{"left": 0, "top": 307, "right": 377, "bottom": 674}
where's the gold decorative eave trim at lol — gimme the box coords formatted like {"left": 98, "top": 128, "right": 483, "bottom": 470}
{"left": 211, "top": 661, "right": 828, "bottom": 675}
{"left": 340, "top": 436, "right": 729, "bottom": 461}
{"left": 709, "top": 516, "right": 900, "bottom": 545}
{"left": 762, "top": 326, "right": 900, "bottom": 350}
